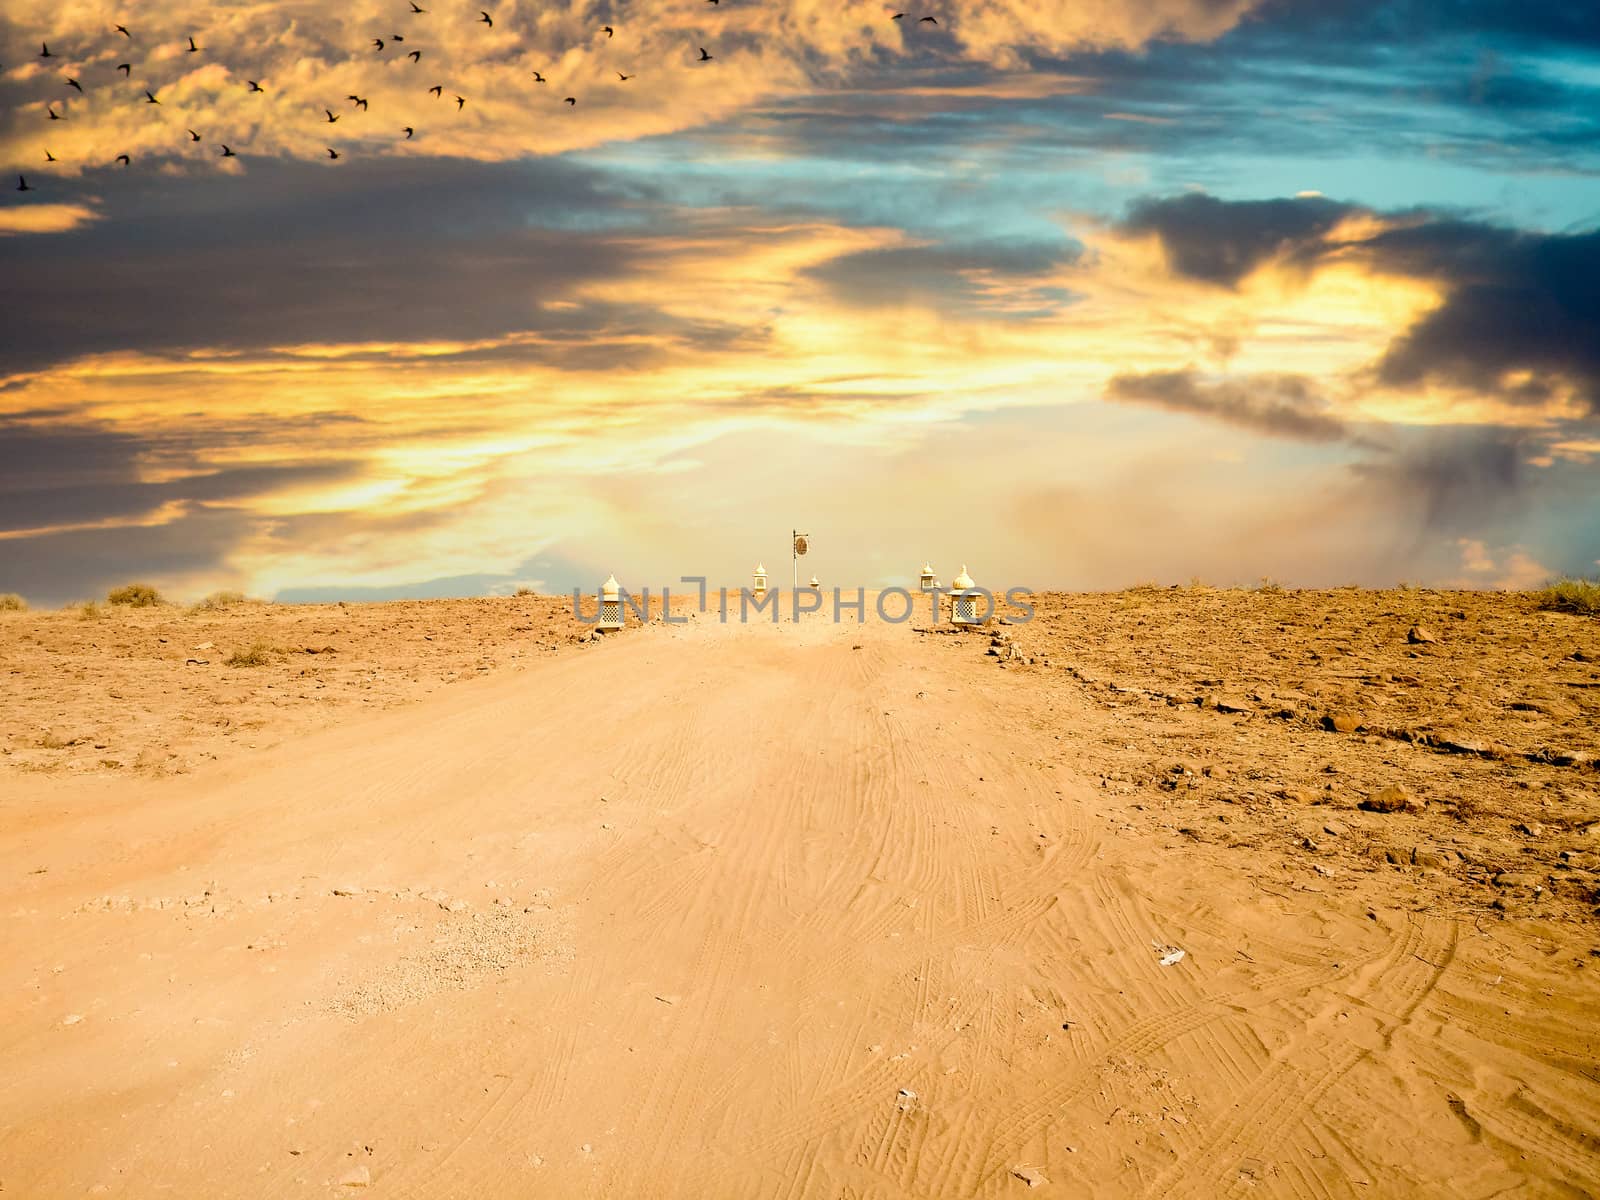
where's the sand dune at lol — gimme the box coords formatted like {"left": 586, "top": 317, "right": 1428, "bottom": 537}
{"left": 2, "top": 592, "right": 1597, "bottom": 1196}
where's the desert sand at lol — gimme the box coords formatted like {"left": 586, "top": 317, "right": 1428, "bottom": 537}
{"left": 2, "top": 589, "right": 1598, "bottom": 1197}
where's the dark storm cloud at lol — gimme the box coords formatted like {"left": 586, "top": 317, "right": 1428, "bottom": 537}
{"left": 1360, "top": 222, "right": 1600, "bottom": 414}
{"left": 0, "top": 506, "right": 259, "bottom": 605}
{"left": 1105, "top": 368, "right": 1348, "bottom": 441}
{"left": 1348, "top": 427, "right": 1528, "bottom": 537}
{"left": 0, "top": 157, "right": 671, "bottom": 373}
{"left": 1119, "top": 194, "right": 1600, "bottom": 413}
{"left": 0, "top": 420, "right": 361, "bottom": 534}
{"left": 1120, "top": 193, "right": 1356, "bottom": 287}
{"left": 802, "top": 238, "right": 1080, "bottom": 314}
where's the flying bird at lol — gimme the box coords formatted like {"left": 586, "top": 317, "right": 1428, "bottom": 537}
{"left": 45, "top": 149, "right": 56, "bottom": 161}
{"left": 327, "top": 147, "right": 340, "bottom": 159}
{"left": 391, "top": 34, "right": 405, "bottom": 41}
{"left": 247, "top": 80, "right": 264, "bottom": 92}
{"left": 408, "top": 49, "right": 421, "bottom": 61}
{"left": 403, "top": 126, "right": 414, "bottom": 137}
{"left": 410, "top": 2, "right": 426, "bottom": 11}
{"left": 697, "top": 46, "right": 712, "bottom": 60}
{"left": 116, "top": 63, "right": 131, "bottom": 74}
{"left": 187, "top": 36, "right": 200, "bottom": 52}
{"left": 145, "top": 89, "right": 159, "bottom": 103}
{"left": 349, "top": 94, "right": 368, "bottom": 109}
{"left": 188, "top": 128, "right": 200, "bottom": 140}
{"left": 66, "top": 77, "right": 83, "bottom": 92}
{"left": 918, "top": 14, "right": 937, "bottom": 22}
{"left": 479, "top": 10, "right": 493, "bottom": 26}
{"left": 707, "top": 0, "right": 719, "bottom": 5}
{"left": 618, "top": 71, "right": 632, "bottom": 80}
{"left": 891, "top": 11, "right": 905, "bottom": 17}
{"left": 455, "top": 94, "right": 465, "bottom": 109}
{"left": 325, "top": 109, "right": 340, "bottom": 122}
{"left": 17, "top": 175, "right": 33, "bottom": 191}
{"left": 47, "top": 105, "right": 61, "bottom": 120}
{"left": 429, "top": 84, "right": 443, "bottom": 96}
{"left": 116, "top": 153, "right": 130, "bottom": 165}
{"left": 603, "top": 25, "right": 614, "bottom": 36}
{"left": 115, "top": 24, "right": 130, "bottom": 37}
{"left": 564, "top": 95, "right": 576, "bottom": 105}
{"left": 220, "top": 144, "right": 236, "bottom": 156}
{"left": 531, "top": 70, "right": 545, "bottom": 82}
{"left": 373, "top": 38, "right": 384, "bottom": 50}
{"left": 40, "top": 43, "right": 53, "bottom": 57}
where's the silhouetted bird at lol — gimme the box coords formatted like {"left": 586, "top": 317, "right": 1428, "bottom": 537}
{"left": 349, "top": 95, "right": 368, "bottom": 110}
{"left": 403, "top": 126, "right": 414, "bottom": 137}
{"left": 116, "top": 153, "right": 130, "bottom": 165}
{"left": 188, "top": 128, "right": 201, "bottom": 140}
{"left": 564, "top": 95, "right": 576, "bottom": 105}
{"left": 479, "top": 10, "right": 493, "bottom": 26}
{"left": 603, "top": 25, "right": 614, "bottom": 36}
{"left": 327, "top": 147, "right": 340, "bottom": 159}
{"left": 531, "top": 70, "right": 545, "bottom": 82}
{"left": 40, "top": 43, "right": 53, "bottom": 57}
{"left": 47, "top": 105, "right": 61, "bottom": 119}
{"left": 115, "top": 24, "right": 130, "bottom": 37}
{"left": 618, "top": 71, "right": 632, "bottom": 80}
{"left": 373, "top": 38, "right": 384, "bottom": 51}
{"left": 248, "top": 80, "right": 264, "bottom": 92}
{"left": 707, "top": 0, "right": 719, "bottom": 5}
{"left": 116, "top": 63, "right": 131, "bottom": 74}
{"left": 145, "top": 90, "right": 159, "bottom": 102}
{"left": 187, "top": 36, "right": 200, "bottom": 52}
{"left": 18, "top": 175, "right": 33, "bottom": 191}
{"left": 408, "top": 49, "right": 422, "bottom": 61}
{"left": 698, "top": 46, "right": 712, "bottom": 60}
{"left": 325, "top": 109, "right": 339, "bottom": 122}
{"left": 392, "top": 34, "right": 405, "bottom": 41}
{"left": 455, "top": 94, "right": 465, "bottom": 109}
{"left": 429, "top": 84, "right": 443, "bottom": 96}
{"left": 221, "top": 144, "right": 236, "bottom": 156}
{"left": 45, "top": 149, "right": 56, "bottom": 161}
{"left": 890, "top": 11, "right": 905, "bottom": 18}
{"left": 918, "top": 15, "right": 936, "bottom": 22}
{"left": 66, "top": 77, "right": 83, "bottom": 92}
{"left": 410, "top": 2, "right": 426, "bottom": 11}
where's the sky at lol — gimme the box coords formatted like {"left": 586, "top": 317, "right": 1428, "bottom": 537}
{"left": 1, "top": 0, "right": 1597, "bottom": 603}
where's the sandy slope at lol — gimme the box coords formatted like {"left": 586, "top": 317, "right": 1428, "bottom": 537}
{"left": 2, "top": 600, "right": 1598, "bottom": 1197}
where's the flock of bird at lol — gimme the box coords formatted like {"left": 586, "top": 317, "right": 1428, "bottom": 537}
{"left": 10, "top": 3, "right": 944, "bottom": 193}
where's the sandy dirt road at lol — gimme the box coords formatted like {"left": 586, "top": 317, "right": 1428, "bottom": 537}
{"left": 3, "top": 603, "right": 1597, "bottom": 1197}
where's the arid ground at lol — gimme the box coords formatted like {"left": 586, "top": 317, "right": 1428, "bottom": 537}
{"left": 2, "top": 589, "right": 1597, "bottom": 1197}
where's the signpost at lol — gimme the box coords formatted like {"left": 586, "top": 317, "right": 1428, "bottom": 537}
{"left": 793, "top": 530, "right": 808, "bottom": 592}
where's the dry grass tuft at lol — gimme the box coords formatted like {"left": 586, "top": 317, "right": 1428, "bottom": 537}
{"left": 74, "top": 600, "right": 106, "bottom": 621}
{"left": 107, "top": 583, "right": 163, "bottom": 607}
{"left": 1534, "top": 578, "right": 1600, "bottom": 616}
{"left": 192, "top": 589, "right": 250, "bottom": 612}
{"left": 225, "top": 641, "right": 280, "bottom": 668}
{"left": 0, "top": 593, "right": 27, "bottom": 612}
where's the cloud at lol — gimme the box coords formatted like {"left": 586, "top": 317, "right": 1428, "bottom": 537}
{"left": 1118, "top": 192, "right": 1356, "bottom": 287}
{"left": 1105, "top": 368, "right": 1348, "bottom": 441}
{"left": 0, "top": 202, "right": 100, "bottom": 234}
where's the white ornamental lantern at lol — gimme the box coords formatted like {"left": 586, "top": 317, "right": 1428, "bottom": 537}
{"left": 598, "top": 573, "right": 623, "bottom": 630}
{"left": 949, "top": 564, "right": 980, "bottom": 627}
{"left": 808, "top": 575, "right": 820, "bottom": 589}
{"left": 753, "top": 563, "right": 768, "bottom": 596}
{"left": 919, "top": 563, "right": 936, "bottom": 592}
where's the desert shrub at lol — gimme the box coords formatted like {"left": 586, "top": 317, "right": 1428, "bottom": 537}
{"left": 515, "top": 586, "right": 536, "bottom": 597}
{"left": 75, "top": 600, "right": 106, "bottom": 620}
{"left": 193, "top": 589, "right": 249, "bottom": 612}
{"left": 0, "top": 593, "right": 26, "bottom": 612}
{"left": 225, "top": 641, "right": 279, "bottom": 667}
{"left": 1535, "top": 578, "right": 1600, "bottom": 616}
{"left": 107, "top": 583, "right": 162, "bottom": 607}
{"left": 1255, "top": 576, "right": 1285, "bottom": 594}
